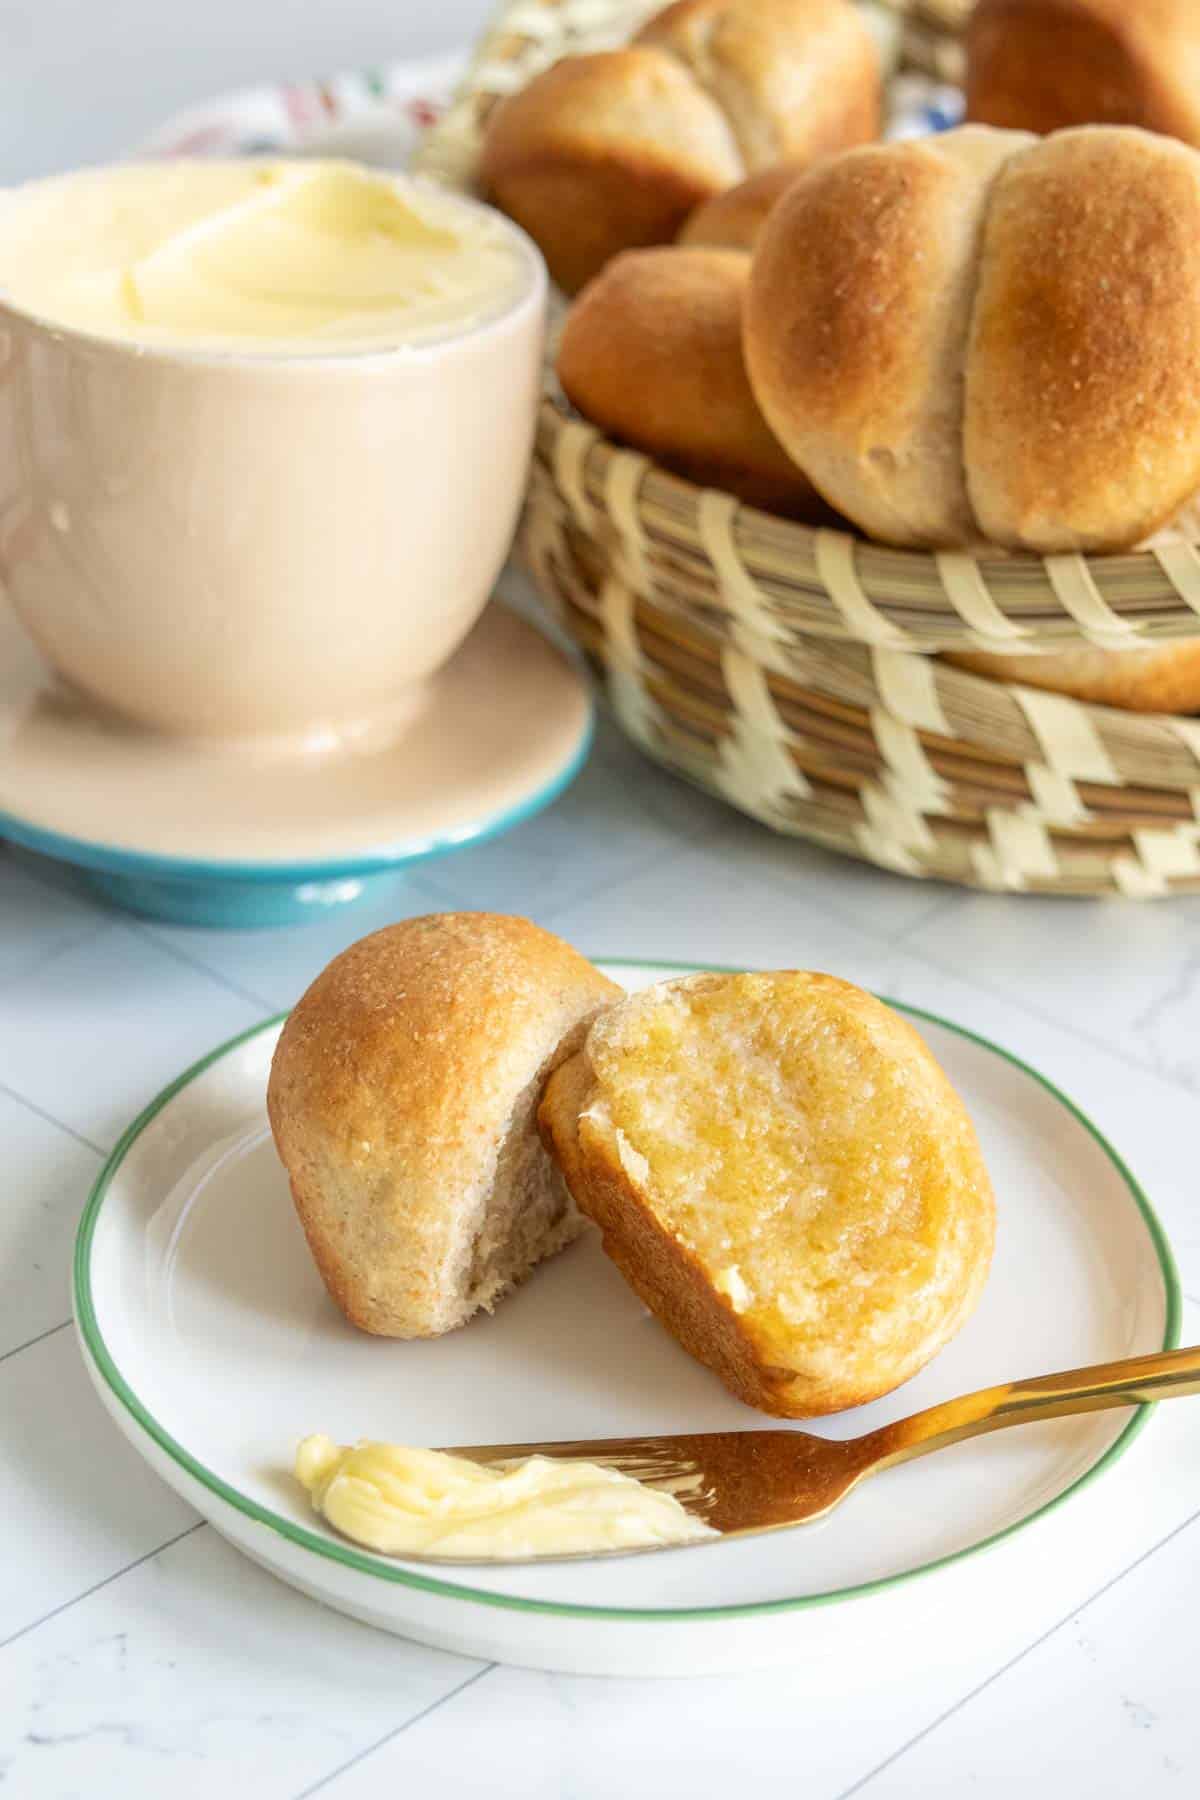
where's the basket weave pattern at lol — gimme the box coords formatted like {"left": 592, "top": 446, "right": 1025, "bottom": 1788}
{"left": 417, "top": 0, "right": 1200, "bottom": 897}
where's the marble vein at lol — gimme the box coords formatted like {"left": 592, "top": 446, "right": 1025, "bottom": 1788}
{"left": 830, "top": 1503, "right": 1200, "bottom": 1800}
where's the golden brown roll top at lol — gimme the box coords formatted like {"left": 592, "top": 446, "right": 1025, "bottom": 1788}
{"left": 965, "top": 128, "right": 1200, "bottom": 551}
{"left": 480, "top": 0, "right": 881, "bottom": 292}
{"left": 480, "top": 49, "right": 742, "bottom": 297}
{"left": 267, "top": 914, "right": 620, "bottom": 1339}
{"left": 637, "top": 0, "right": 881, "bottom": 171}
{"left": 967, "top": 0, "right": 1200, "bottom": 146}
{"left": 557, "top": 246, "right": 830, "bottom": 518}
{"left": 744, "top": 126, "right": 1032, "bottom": 547}
{"left": 677, "top": 159, "right": 808, "bottom": 249}
{"left": 744, "top": 123, "right": 1200, "bottom": 554}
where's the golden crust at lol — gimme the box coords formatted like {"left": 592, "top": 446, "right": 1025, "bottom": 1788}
{"left": 945, "top": 640, "right": 1200, "bottom": 713}
{"left": 540, "top": 972, "right": 995, "bottom": 1418}
{"left": 744, "top": 127, "right": 1031, "bottom": 546}
{"left": 267, "top": 914, "right": 620, "bottom": 1338}
{"left": 967, "top": 0, "right": 1200, "bottom": 145}
{"left": 557, "top": 246, "right": 830, "bottom": 519}
{"left": 966, "top": 129, "right": 1200, "bottom": 552}
{"left": 636, "top": 0, "right": 881, "bottom": 170}
{"left": 745, "top": 123, "right": 1200, "bottom": 553}
{"left": 480, "top": 0, "right": 881, "bottom": 294}
{"left": 480, "top": 48, "right": 742, "bottom": 294}
{"left": 678, "top": 159, "right": 808, "bottom": 249}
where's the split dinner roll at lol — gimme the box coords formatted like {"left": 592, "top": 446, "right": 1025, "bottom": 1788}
{"left": 268, "top": 915, "right": 619, "bottom": 1338}
{"left": 967, "top": 0, "right": 1200, "bottom": 146}
{"left": 481, "top": 0, "right": 881, "bottom": 292}
{"left": 744, "top": 124, "right": 1200, "bottom": 554}
{"left": 540, "top": 972, "right": 995, "bottom": 1417}
{"left": 557, "top": 246, "right": 831, "bottom": 518}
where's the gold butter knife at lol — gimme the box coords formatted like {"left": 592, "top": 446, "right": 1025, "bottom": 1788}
{"left": 447, "top": 1344, "right": 1200, "bottom": 1547}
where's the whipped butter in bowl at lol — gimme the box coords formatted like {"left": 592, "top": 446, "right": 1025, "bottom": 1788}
{"left": 295, "top": 1436, "right": 716, "bottom": 1561}
{"left": 0, "top": 160, "right": 527, "bottom": 353}
{"left": 0, "top": 159, "right": 546, "bottom": 741}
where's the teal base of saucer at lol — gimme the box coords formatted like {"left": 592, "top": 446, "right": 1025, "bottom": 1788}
{"left": 0, "top": 660, "right": 593, "bottom": 928}
{"left": 77, "top": 866, "right": 407, "bottom": 928}
{"left": 1, "top": 599, "right": 595, "bottom": 930}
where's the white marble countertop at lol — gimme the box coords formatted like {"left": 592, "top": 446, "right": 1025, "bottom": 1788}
{"left": 5, "top": 0, "right": 1196, "bottom": 1786}
{"left": 4, "top": 639, "right": 1200, "bottom": 1795}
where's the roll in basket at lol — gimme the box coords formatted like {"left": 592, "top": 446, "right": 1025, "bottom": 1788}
{"left": 417, "top": 0, "right": 1200, "bottom": 898}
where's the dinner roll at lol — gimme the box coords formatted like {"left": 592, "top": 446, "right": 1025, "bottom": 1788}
{"left": 480, "top": 0, "right": 881, "bottom": 292}
{"left": 678, "top": 159, "right": 807, "bottom": 249}
{"left": 637, "top": 0, "right": 879, "bottom": 170}
{"left": 557, "top": 246, "right": 830, "bottom": 517}
{"left": 744, "top": 125, "right": 1200, "bottom": 553}
{"left": 966, "top": 128, "right": 1200, "bottom": 551}
{"left": 967, "top": 0, "right": 1200, "bottom": 146}
{"left": 946, "top": 641, "right": 1200, "bottom": 714}
{"left": 540, "top": 972, "right": 995, "bottom": 1417}
{"left": 480, "top": 50, "right": 742, "bottom": 297}
{"left": 746, "top": 125, "right": 1031, "bottom": 547}
{"left": 268, "top": 915, "right": 620, "bottom": 1338}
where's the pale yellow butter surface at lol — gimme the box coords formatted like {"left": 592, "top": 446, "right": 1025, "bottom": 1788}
{"left": 295, "top": 1435, "right": 716, "bottom": 1560}
{"left": 0, "top": 159, "right": 531, "bottom": 353}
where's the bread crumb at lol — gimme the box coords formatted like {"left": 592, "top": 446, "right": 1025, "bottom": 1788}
{"left": 714, "top": 1263, "right": 752, "bottom": 1312}
{"left": 614, "top": 1128, "right": 650, "bottom": 1186}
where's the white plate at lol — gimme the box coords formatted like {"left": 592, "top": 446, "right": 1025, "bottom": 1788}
{"left": 74, "top": 962, "right": 1179, "bottom": 1676}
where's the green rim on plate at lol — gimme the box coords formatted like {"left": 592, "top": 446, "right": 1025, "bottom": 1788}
{"left": 73, "top": 961, "right": 1182, "bottom": 1625}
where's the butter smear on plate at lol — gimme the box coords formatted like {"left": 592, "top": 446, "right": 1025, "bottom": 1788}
{"left": 295, "top": 1434, "right": 716, "bottom": 1560}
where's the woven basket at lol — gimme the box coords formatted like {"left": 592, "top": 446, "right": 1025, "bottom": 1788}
{"left": 416, "top": 0, "right": 1200, "bottom": 898}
